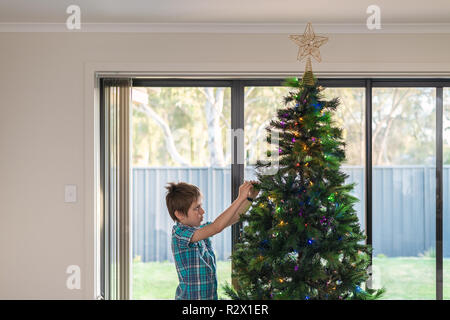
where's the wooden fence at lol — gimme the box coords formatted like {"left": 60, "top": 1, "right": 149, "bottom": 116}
{"left": 132, "top": 166, "right": 450, "bottom": 262}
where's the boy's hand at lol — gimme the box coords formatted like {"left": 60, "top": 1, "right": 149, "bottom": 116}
{"left": 238, "top": 181, "right": 253, "bottom": 201}
{"left": 238, "top": 180, "right": 260, "bottom": 201}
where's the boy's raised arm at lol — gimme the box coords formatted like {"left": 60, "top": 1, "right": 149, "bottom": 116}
{"left": 225, "top": 181, "right": 260, "bottom": 228}
{"left": 225, "top": 198, "right": 253, "bottom": 228}
{"left": 190, "top": 181, "right": 253, "bottom": 243}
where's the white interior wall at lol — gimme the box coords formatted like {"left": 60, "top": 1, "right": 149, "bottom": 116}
{"left": 1, "top": 32, "right": 450, "bottom": 299}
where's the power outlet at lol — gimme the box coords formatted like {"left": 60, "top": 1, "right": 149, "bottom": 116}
{"left": 65, "top": 185, "right": 77, "bottom": 203}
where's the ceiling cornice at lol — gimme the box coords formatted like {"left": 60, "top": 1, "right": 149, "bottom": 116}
{"left": 1, "top": 22, "right": 450, "bottom": 33}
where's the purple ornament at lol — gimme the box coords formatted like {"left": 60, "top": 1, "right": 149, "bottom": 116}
{"left": 292, "top": 138, "right": 296, "bottom": 143}
{"left": 294, "top": 265, "right": 299, "bottom": 271}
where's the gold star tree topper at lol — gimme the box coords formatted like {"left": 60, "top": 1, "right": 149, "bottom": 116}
{"left": 289, "top": 22, "right": 328, "bottom": 85}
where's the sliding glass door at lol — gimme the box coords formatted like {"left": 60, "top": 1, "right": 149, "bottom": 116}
{"left": 101, "top": 77, "right": 450, "bottom": 300}
{"left": 443, "top": 87, "right": 450, "bottom": 300}
{"left": 371, "top": 87, "right": 437, "bottom": 299}
{"left": 130, "top": 84, "right": 232, "bottom": 299}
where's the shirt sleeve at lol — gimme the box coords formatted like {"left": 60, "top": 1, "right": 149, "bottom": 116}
{"left": 199, "top": 221, "right": 213, "bottom": 247}
{"left": 173, "top": 224, "right": 197, "bottom": 249}
{"left": 199, "top": 221, "right": 212, "bottom": 229}
{"left": 174, "top": 222, "right": 213, "bottom": 248}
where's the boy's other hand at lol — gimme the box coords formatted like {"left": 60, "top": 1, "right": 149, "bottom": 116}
{"left": 248, "top": 180, "right": 260, "bottom": 199}
{"left": 238, "top": 180, "right": 260, "bottom": 201}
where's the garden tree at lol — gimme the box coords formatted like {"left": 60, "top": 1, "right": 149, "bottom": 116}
{"left": 244, "top": 86, "right": 293, "bottom": 165}
{"left": 321, "top": 88, "right": 365, "bottom": 166}
{"left": 133, "top": 88, "right": 191, "bottom": 166}
{"left": 132, "top": 86, "right": 279, "bottom": 167}
{"left": 323, "top": 87, "right": 436, "bottom": 167}
{"left": 371, "top": 87, "right": 436, "bottom": 165}
{"left": 133, "top": 87, "right": 233, "bottom": 167}
{"left": 131, "top": 85, "right": 436, "bottom": 168}
{"left": 132, "top": 87, "right": 228, "bottom": 166}
{"left": 223, "top": 71, "right": 385, "bottom": 300}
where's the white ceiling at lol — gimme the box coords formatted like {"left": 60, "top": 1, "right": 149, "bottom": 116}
{"left": 1, "top": 0, "right": 450, "bottom": 33}
{"left": 1, "top": 0, "right": 449, "bottom": 23}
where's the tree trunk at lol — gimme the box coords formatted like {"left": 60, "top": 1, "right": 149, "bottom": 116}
{"left": 134, "top": 103, "right": 190, "bottom": 166}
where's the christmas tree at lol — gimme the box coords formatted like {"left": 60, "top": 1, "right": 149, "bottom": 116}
{"left": 223, "top": 23, "right": 384, "bottom": 300}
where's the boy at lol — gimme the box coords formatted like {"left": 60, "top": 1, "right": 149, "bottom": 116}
{"left": 165, "top": 180, "right": 259, "bottom": 300}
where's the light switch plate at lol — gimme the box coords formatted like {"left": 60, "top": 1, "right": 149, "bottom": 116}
{"left": 65, "top": 185, "right": 77, "bottom": 203}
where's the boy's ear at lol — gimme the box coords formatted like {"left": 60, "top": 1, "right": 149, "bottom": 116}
{"left": 174, "top": 210, "right": 184, "bottom": 222}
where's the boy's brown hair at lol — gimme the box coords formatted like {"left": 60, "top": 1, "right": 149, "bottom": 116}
{"left": 165, "top": 182, "right": 202, "bottom": 222}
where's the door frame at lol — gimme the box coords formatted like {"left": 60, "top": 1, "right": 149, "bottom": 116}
{"left": 85, "top": 62, "right": 450, "bottom": 299}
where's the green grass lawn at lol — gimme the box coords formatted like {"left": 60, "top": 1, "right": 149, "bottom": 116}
{"left": 132, "top": 260, "right": 231, "bottom": 300}
{"left": 132, "top": 257, "right": 450, "bottom": 300}
{"left": 372, "top": 256, "right": 450, "bottom": 300}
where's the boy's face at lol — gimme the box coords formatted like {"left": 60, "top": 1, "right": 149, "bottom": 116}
{"left": 176, "top": 197, "right": 205, "bottom": 227}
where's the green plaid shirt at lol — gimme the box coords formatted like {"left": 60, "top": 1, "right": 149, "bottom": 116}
{"left": 171, "top": 221, "right": 218, "bottom": 300}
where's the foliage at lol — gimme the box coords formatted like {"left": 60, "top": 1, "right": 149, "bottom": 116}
{"left": 419, "top": 247, "right": 436, "bottom": 258}
{"left": 371, "top": 87, "right": 436, "bottom": 165}
{"left": 132, "top": 86, "right": 444, "bottom": 168}
{"left": 132, "top": 87, "right": 231, "bottom": 167}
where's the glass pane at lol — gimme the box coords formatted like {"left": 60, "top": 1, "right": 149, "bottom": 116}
{"left": 444, "top": 88, "right": 450, "bottom": 300}
{"left": 372, "top": 87, "right": 436, "bottom": 299}
{"left": 244, "top": 86, "right": 292, "bottom": 180}
{"left": 131, "top": 87, "right": 232, "bottom": 299}
{"left": 322, "top": 88, "right": 366, "bottom": 233}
